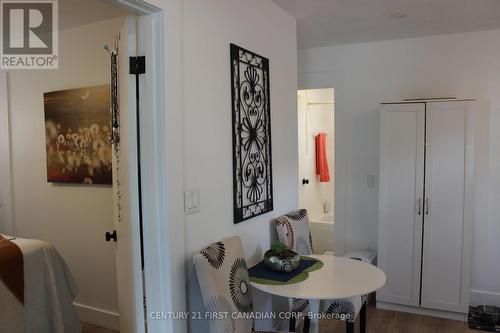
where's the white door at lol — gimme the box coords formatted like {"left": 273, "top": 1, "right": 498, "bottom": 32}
{"left": 111, "top": 16, "right": 146, "bottom": 333}
{"left": 378, "top": 103, "right": 425, "bottom": 307}
{"left": 421, "top": 101, "right": 473, "bottom": 313}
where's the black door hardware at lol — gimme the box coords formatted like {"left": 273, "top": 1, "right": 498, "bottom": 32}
{"left": 105, "top": 230, "right": 117, "bottom": 242}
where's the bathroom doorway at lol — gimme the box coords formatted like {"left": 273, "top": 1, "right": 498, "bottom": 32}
{"left": 298, "top": 88, "right": 335, "bottom": 254}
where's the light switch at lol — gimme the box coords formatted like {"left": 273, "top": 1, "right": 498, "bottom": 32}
{"left": 184, "top": 188, "right": 201, "bottom": 215}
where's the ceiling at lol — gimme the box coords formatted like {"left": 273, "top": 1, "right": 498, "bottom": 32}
{"left": 272, "top": 0, "right": 500, "bottom": 49}
{"left": 59, "top": 0, "right": 130, "bottom": 30}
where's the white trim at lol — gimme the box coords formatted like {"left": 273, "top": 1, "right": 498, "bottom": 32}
{"left": 74, "top": 303, "right": 120, "bottom": 331}
{"left": 137, "top": 11, "right": 173, "bottom": 333}
{"left": 154, "top": 1, "right": 187, "bottom": 332}
{"left": 470, "top": 289, "right": 500, "bottom": 307}
{"left": 376, "top": 301, "right": 467, "bottom": 322}
{"left": 298, "top": 70, "right": 349, "bottom": 255}
{"left": 0, "top": 71, "right": 14, "bottom": 235}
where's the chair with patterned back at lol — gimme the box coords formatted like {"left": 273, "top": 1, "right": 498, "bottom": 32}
{"left": 194, "top": 236, "right": 293, "bottom": 333}
{"left": 275, "top": 209, "right": 367, "bottom": 333}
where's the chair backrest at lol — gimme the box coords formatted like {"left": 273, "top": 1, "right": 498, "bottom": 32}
{"left": 193, "top": 236, "right": 254, "bottom": 333}
{"left": 275, "top": 209, "right": 314, "bottom": 255}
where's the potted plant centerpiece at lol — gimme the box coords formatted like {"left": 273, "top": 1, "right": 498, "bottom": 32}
{"left": 263, "top": 242, "right": 301, "bottom": 273}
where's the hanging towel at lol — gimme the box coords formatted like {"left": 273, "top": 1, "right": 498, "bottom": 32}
{"left": 315, "top": 133, "right": 330, "bottom": 182}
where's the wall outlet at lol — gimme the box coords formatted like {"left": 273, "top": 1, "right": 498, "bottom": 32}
{"left": 184, "top": 188, "right": 201, "bottom": 215}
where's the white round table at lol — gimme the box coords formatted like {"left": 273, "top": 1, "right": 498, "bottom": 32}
{"left": 250, "top": 255, "right": 386, "bottom": 333}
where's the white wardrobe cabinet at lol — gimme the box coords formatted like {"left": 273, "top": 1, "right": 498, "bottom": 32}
{"left": 377, "top": 100, "right": 475, "bottom": 319}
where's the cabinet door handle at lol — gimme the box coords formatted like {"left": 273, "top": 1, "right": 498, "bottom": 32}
{"left": 417, "top": 199, "right": 422, "bottom": 215}
{"left": 425, "top": 198, "right": 430, "bottom": 215}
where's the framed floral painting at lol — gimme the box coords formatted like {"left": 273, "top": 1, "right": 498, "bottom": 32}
{"left": 230, "top": 44, "right": 273, "bottom": 223}
{"left": 44, "top": 85, "right": 112, "bottom": 185}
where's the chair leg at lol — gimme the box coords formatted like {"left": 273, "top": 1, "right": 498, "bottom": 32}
{"left": 360, "top": 303, "right": 367, "bottom": 333}
{"left": 288, "top": 298, "right": 296, "bottom": 332}
{"left": 346, "top": 321, "right": 354, "bottom": 333}
{"left": 303, "top": 315, "right": 310, "bottom": 333}
{"left": 289, "top": 316, "right": 296, "bottom": 332}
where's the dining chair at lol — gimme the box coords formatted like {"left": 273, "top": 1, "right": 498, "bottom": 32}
{"left": 275, "top": 209, "right": 367, "bottom": 333}
{"left": 193, "top": 235, "right": 294, "bottom": 333}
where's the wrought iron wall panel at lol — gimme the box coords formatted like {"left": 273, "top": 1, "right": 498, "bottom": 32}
{"left": 230, "top": 43, "right": 273, "bottom": 223}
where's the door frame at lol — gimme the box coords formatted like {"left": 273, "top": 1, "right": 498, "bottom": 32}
{"left": 298, "top": 71, "right": 349, "bottom": 255}
{"left": 108, "top": 1, "right": 186, "bottom": 332}
{"left": 1, "top": 1, "right": 185, "bottom": 331}
{"left": 0, "top": 71, "right": 14, "bottom": 236}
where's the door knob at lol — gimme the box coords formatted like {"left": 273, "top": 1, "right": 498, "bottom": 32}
{"left": 302, "top": 178, "right": 310, "bottom": 185}
{"left": 105, "top": 230, "right": 117, "bottom": 242}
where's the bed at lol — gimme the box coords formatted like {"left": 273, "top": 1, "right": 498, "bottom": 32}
{"left": 0, "top": 234, "right": 80, "bottom": 333}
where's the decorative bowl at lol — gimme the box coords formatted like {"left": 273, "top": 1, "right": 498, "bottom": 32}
{"left": 263, "top": 249, "right": 301, "bottom": 273}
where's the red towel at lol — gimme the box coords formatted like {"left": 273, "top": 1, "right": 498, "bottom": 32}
{"left": 315, "top": 133, "right": 330, "bottom": 182}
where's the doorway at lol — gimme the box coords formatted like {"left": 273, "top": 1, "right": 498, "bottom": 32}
{"left": 0, "top": 0, "right": 172, "bottom": 332}
{"left": 297, "top": 88, "right": 335, "bottom": 254}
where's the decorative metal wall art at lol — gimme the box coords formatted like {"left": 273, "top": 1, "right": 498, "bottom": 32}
{"left": 230, "top": 44, "right": 273, "bottom": 223}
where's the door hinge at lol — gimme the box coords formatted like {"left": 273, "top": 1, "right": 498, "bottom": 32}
{"left": 129, "top": 56, "right": 146, "bottom": 75}
{"left": 105, "top": 230, "right": 117, "bottom": 242}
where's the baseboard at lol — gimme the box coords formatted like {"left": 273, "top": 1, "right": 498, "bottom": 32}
{"left": 376, "top": 301, "right": 467, "bottom": 322}
{"left": 74, "top": 302, "right": 120, "bottom": 331}
{"left": 470, "top": 289, "right": 500, "bottom": 307}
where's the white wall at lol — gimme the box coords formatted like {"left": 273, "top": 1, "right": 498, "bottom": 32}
{"left": 299, "top": 28, "right": 500, "bottom": 306}
{"left": 298, "top": 89, "right": 334, "bottom": 220}
{"left": 181, "top": 0, "right": 297, "bottom": 331}
{"left": 4, "top": 17, "right": 126, "bottom": 328}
